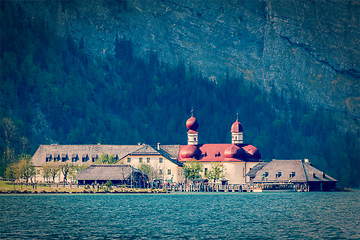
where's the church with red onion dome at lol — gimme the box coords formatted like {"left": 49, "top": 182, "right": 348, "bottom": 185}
{"left": 178, "top": 112, "right": 262, "bottom": 184}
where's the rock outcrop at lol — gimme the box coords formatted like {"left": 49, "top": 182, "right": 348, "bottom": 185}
{"left": 12, "top": 0, "right": 360, "bottom": 125}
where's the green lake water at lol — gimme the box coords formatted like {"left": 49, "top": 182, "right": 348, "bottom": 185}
{"left": 0, "top": 191, "right": 359, "bottom": 239}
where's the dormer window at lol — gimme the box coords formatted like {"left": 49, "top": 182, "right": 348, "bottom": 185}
{"left": 53, "top": 154, "right": 60, "bottom": 162}
{"left": 46, "top": 154, "right": 52, "bottom": 162}
{"left": 276, "top": 172, "right": 282, "bottom": 178}
{"left": 91, "top": 154, "right": 98, "bottom": 162}
{"left": 290, "top": 172, "right": 295, "bottom": 178}
{"left": 72, "top": 154, "right": 78, "bottom": 162}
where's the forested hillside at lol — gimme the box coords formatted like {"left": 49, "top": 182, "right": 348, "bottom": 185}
{"left": 0, "top": 3, "right": 359, "bottom": 187}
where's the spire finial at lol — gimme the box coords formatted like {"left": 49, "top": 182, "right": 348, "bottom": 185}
{"left": 191, "top": 108, "right": 194, "bottom": 117}
{"left": 236, "top": 113, "right": 239, "bottom": 121}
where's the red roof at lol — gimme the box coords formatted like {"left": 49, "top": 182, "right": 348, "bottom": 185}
{"left": 198, "top": 144, "right": 230, "bottom": 162}
{"left": 242, "top": 145, "right": 261, "bottom": 158}
{"left": 231, "top": 119, "right": 243, "bottom": 133}
{"left": 178, "top": 144, "right": 261, "bottom": 162}
{"left": 186, "top": 116, "right": 199, "bottom": 131}
{"left": 179, "top": 145, "right": 202, "bottom": 161}
{"left": 224, "top": 144, "right": 244, "bottom": 159}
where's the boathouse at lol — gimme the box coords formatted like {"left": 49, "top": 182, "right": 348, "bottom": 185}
{"left": 76, "top": 165, "right": 148, "bottom": 187}
{"left": 248, "top": 159, "right": 337, "bottom": 191}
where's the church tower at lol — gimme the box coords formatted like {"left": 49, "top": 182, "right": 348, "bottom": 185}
{"left": 186, "top": 110, "right": 199, "bottom": 145}
{"left": 231, "top": 114, "right": 243, "bottom": 144}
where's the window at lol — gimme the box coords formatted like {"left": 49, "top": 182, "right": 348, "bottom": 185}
{"left": 147, "top": 158, "right": 150, "bottom": 163}
{"left": 159, "top": 169, "right": 163, "bottom": 175}
{"left": 159, "top": 158, "right": 163, "bottom": 163}
{"left": 276, "top": 172, "right": 282, "bottom": 178}
{"left": 127, "top": 158, "right": 131, "bottom": 163}
{"left": 139, "top": 158, "right": 143, "bottom": 163}
{"left": 168, "top": 169, "right": 171, "bottom": 175}
{"left": 204, "top": 168, "right": 208, "bottom": 176}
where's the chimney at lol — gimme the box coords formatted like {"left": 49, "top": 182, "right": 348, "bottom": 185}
{"left": 304, "top": 159, "right": 309, "bottom": 163}
{"left": 157, "top": 143, "right": 160, "bottom": 150}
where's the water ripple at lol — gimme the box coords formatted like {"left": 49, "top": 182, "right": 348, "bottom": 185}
{"left": 0, "top": 191, "right": 359, "bottom": 239}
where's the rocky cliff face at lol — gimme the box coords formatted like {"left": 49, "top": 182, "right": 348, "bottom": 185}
{"left": 13, "top": 0, "right": 360, "bottom": 128}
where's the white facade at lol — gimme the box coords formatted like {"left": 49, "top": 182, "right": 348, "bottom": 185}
{"left": 231, "top": 132, "right": 243, "bottom": 144}
{"left": 187, "top": 131, "right": 198, "bottom": 145}
{"left": 118, "top": 155, "right": 184, "bottom": 183}
{"left": 200, "top": 161, "right": 259, "bottom": 184}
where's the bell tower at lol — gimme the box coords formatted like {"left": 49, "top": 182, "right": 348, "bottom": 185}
{"left": 186, "top": 110, "right": 199, "bottom": 145}
{"left": 231, "top": 113, "right": 243, "bottom": 144}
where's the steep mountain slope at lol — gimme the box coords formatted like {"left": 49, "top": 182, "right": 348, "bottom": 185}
{"left": 13, "top": 0, "right": 360, "bottom": 128}
{"left": 1, "top": 1, "right": 359, "bottom": 187}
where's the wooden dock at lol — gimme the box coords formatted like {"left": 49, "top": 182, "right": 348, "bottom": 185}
{"left": 164, "top": 182, "right": 297, "bottom": 193}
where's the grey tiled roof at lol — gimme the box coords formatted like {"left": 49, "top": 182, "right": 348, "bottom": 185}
{"left": 159, "top": 145, "right": 180, "bottom": 159}
{"left": 32, "top": 144, "right": 143, "bottom": 166}
{"left": 246, "top": 162, "right": 267, "bottom": 177}
{"left": 252, "top": 159, "right": 337, "bottom": 183}
{"left": 31, "top": 144, "right": 183, "bottom": 167}
{"left": 75, "top": 164, "right": 141, "bottom": 181}
{"left": 131, "top": 145, "right": 161, "bottom": 155}
{"left": 157, "top": 145, "right": 183, "bottom": 166}
{"left": 304, "top": 162, "right": 337, "bottom": 182}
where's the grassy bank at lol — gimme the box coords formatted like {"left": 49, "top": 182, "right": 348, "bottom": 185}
{"left": 0, "top": 181, "right": 168, "bottom": 194}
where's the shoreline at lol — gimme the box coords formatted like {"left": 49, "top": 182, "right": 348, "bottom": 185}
{"left": 0, "top": 188, "right": 355, "bottom": 195}
{"left": 0, "top": 188, "right": 168, "bottom": 194}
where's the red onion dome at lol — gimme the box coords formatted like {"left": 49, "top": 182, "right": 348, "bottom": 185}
{"left": 186, "top": 116, "right": 199, "bottom": 131}
{"left": 224, "top": 144, "right": 244, "bottom": 159}
{"left": 179, "top": 145, "right": 202, "bottom": 160}
{"left": 231, "top": 119, "right": 243, "bottom": 133}
{"left": 242, "top": 145, "right": 261, "bottom": 159}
